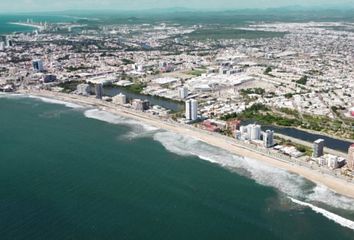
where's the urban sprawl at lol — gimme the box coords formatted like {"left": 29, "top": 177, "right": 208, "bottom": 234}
{"left": 1, "top": 18, "right": 354, "bottom": 182}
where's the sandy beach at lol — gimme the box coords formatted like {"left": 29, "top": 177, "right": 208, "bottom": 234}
{"left": 17, "top": 89, "right": 354, "bottom": 199}
{"left": 8, "top": 22, "right": 44, "bottom": 31}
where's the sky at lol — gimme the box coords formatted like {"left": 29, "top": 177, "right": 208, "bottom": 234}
{"left": 0, "top": 0, "right": 353, "bottom": 12}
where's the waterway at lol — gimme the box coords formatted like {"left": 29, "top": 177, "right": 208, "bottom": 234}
{"left": 103, "top": 86, "right": 184, "bottom": 112}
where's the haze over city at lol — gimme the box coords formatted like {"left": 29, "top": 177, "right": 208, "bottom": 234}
{"left": 0, "top": 0, "right": 354, "bottom": 12}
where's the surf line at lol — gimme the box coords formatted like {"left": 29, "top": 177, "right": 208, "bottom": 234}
{"left": 289, "top": 197, "right": 354, "bottom": 231}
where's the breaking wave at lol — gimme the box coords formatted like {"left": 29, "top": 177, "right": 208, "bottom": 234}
{"left": 0, "top": 93, "right": 83, "bottom": 109}
{"left": 290, "top": 198, "right": 354, "bottom": 230}
{"left": 28, "top": 95, "right": 84, "bottom": 109}
{"left": 84, "top": 109, "right": 159, "bottom": 139}
{"left": 81, "top": 108, "right": 354, "bottom": 229}
{"left": 0, "top": 92, "right": 26, "bottom": 99}
{"left": 153, "top": 131, "right": 308, "bottom": 197}
{"left": 152, "top": 131, "right": 354, "bottom": 216}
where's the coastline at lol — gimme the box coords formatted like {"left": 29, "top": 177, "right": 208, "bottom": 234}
{"left": 8, "top": 22, "right": 44, "bottom": 31}
{"left": 14, "top": 89, "right": 354, "bottom": 199}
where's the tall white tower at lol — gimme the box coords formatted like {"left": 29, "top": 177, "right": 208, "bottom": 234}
{"left": 185, "top": 99, "right": 198, "bottom": 121}
{"left": 178, "top": 86, "right": 188, "bottom": 99}
{"left": 263, "top": 130, "right": 274, "bottom": 148}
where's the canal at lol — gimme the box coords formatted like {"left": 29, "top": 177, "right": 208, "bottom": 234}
{"left": 103, "top": 86, "right": 184, "bottom": 112}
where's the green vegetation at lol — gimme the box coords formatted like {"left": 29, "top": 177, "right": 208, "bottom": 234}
{"left": 264, "top": 66, "right": 272, "bottom": 74}
{"left": 58, "top": 80, "right": 85, "bottom": 93}
{"left": 275, "top": 136, "right": 312, "bottom": 156}
{"left": 187, "top": 28, "right": 287, "bottom": 41}
{"left": 240, "top": 88, "right": 265, "bottom": 95}
{"left": 122, "top": 83, "right": 146, "bottom": 94}
{"left": 122, "top": 58, "right": 135, "bottom": 65}
{"left": 284, "top": 93, "right": 294, "bottom": 99}
{"left": 296, "top": 76, "right": 308, "bottom": 85}
{"left": 221, "top": 104, "right": 300, "bottom": 126}
{"left": 65, "top": 65, "right": 94, "bottom": 72}
{"left": 263, "top": 66, "right": 275, "bottom": 77}
{"left": 186, "top": 69, "right": 206, "bottom": 76}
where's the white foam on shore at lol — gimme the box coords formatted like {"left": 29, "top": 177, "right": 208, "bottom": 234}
{"left": 0, "top": 93, "right": 83, "bottom": 109}
{"left": 0, "top": 92, "right": 26, "bottom": 99}
{"left": 153, "top": 131, "right": 354, "bottom": 213}
{"left": 289, "top": 197, "right": 354, "bottom": 230}
{"left": 28, "top": 95, "right": 84, "bottom": 109}
{"left": 84, "top": 109, "right": 159, "bottom": 138}
{"left": 307, "top": 185, "right": 354, "bottom": 211}
{"left": 153, "top": 131, "right": 307, "bottom": 197}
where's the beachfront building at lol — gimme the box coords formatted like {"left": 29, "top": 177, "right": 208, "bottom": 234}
{"left": 247, "top": 124, "right": 261, "bottom": 140}
{"left": 185, "top": 99, "right": 198, "bottom": 121}
{"left": 132, "top": 99, "right": 144, "bottom": 111}
{"left": 76, "top": 84, "right": 91, "bottom": 96}
{"left": 348, "top": 144, "right": 354, "bottom": 171}
{"left": 95, "top": 84, "right": 103, "bottom": 99}
{"left": 237, "top": 124, "right": 261, "bottom": 141}
{"left": 112, "top": 93, "right": 127, "bottom": 105}
{"left": 313, "top": 139, "right": 325, "bottom": 158}
{"left": 178, "top": 86, "right": 188, "bottom": 99}
{"left": 131, "top": 99, "right": 150, "bottom": 111}
{"left": 4, "top": 35, "right": 12, "bottom": 48}
{"left": 263, "top": 130, "right": 274, "bottom": 148}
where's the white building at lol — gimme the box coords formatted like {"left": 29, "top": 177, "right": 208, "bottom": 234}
{"left": 185, "top": 99, "right": 198, "bottom": 121}
{"left": 112, "top": 93, "right": 127, "bottom": 105}
{"left": 76, "top": 83, "right": 91, "bottom": 96}
{"left": 313, "top": 139, "right": 325, "bottom": 158}
{"left": 178, "top": 86, "right": 188, "bottom": 99}
{"left": 247, "top": 124, "right": 261, "bottom": 140}
{"left": 263, "top": 130, "right": 274, "bottom": 148}
{"left": 132, "top": 99, "right": 144, "bottom": 111}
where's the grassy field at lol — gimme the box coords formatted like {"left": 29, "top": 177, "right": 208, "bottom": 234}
{"left": 186, "top": 28, "right": 287, "bottom": 40}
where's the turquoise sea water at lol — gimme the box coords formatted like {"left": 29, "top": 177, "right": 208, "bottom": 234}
{"left": 0, "top": 94, "right": 354, "bottom": 239}
{"left": 0, "top": 15, "right": 74, "bottom": 34}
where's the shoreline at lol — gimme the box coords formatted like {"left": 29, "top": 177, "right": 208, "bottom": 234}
{"left": 13, "top": 89, "right": 354, "bottom": 199}
{"left": 8, "top": 22, "right": 44, "bottom": 31}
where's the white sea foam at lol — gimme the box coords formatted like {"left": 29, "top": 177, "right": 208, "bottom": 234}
{"left": 84, "top": 109, "right": 159, "bottom": 138}
{"left": 153, "top": 131, "right": 307, "bottom": 197}
{"left": 307, "top": 185, "right": 354, "bottom": 211}
{"left": 0, "top": 92, "right": 26, "bottom": 99}
{"left": 153, "top": 131, "right": 354, "bottom": 213}
{"left": 28, "top": 95, "right": 84, "bottom": 109}
{"left": 289, "top": 197, "right": 354, "bottom": 230}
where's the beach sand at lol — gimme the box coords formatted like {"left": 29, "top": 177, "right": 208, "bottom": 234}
{"left": 18, "top": 89, "right": 354, "bottom": 199}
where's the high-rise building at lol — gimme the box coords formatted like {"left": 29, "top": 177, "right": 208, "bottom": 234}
{"left": 178, "top": 86, "right": 188, "bottom": 99}
{"left": 132, "top": 99, "right": 144, "bottom": 111}
{"left": 76, "top": 84, "right": 91, "bottom": 96}
{"left": 246, "top": 124, "right": 261, "bottom": 140}
{"left": 347, "top": 144, "right": 354, "bottom": 171}
{"left": 32, "top": 59, "right": 44, "bottom": 72}
{"left": 313, "top": 139, "right": 325, "bottom": 158}
{"left": 95, "top": 84, "right": 103, "bottom": 99}
{"left": 112, "top": 93, "right": 126, "bottom": 105}
{"left": 263, "top": 130, "right": 274, "bottom": 148}
{"left": 4, "top": 35, "right": 12, "bottom": 48}
{"left": 185, "top": 99, "right": 198, "bottom": 121}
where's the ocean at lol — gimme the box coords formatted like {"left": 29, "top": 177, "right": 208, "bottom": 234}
{"left": 0, "top": 15, "right": 74, "bottom": 34}
{"left": 0, "top": 94, "right": 354, "bottom": 239}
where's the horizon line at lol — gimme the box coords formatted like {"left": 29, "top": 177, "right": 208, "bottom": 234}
{"left": 1, "top": 5, "right": 354, "bottom": 15}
